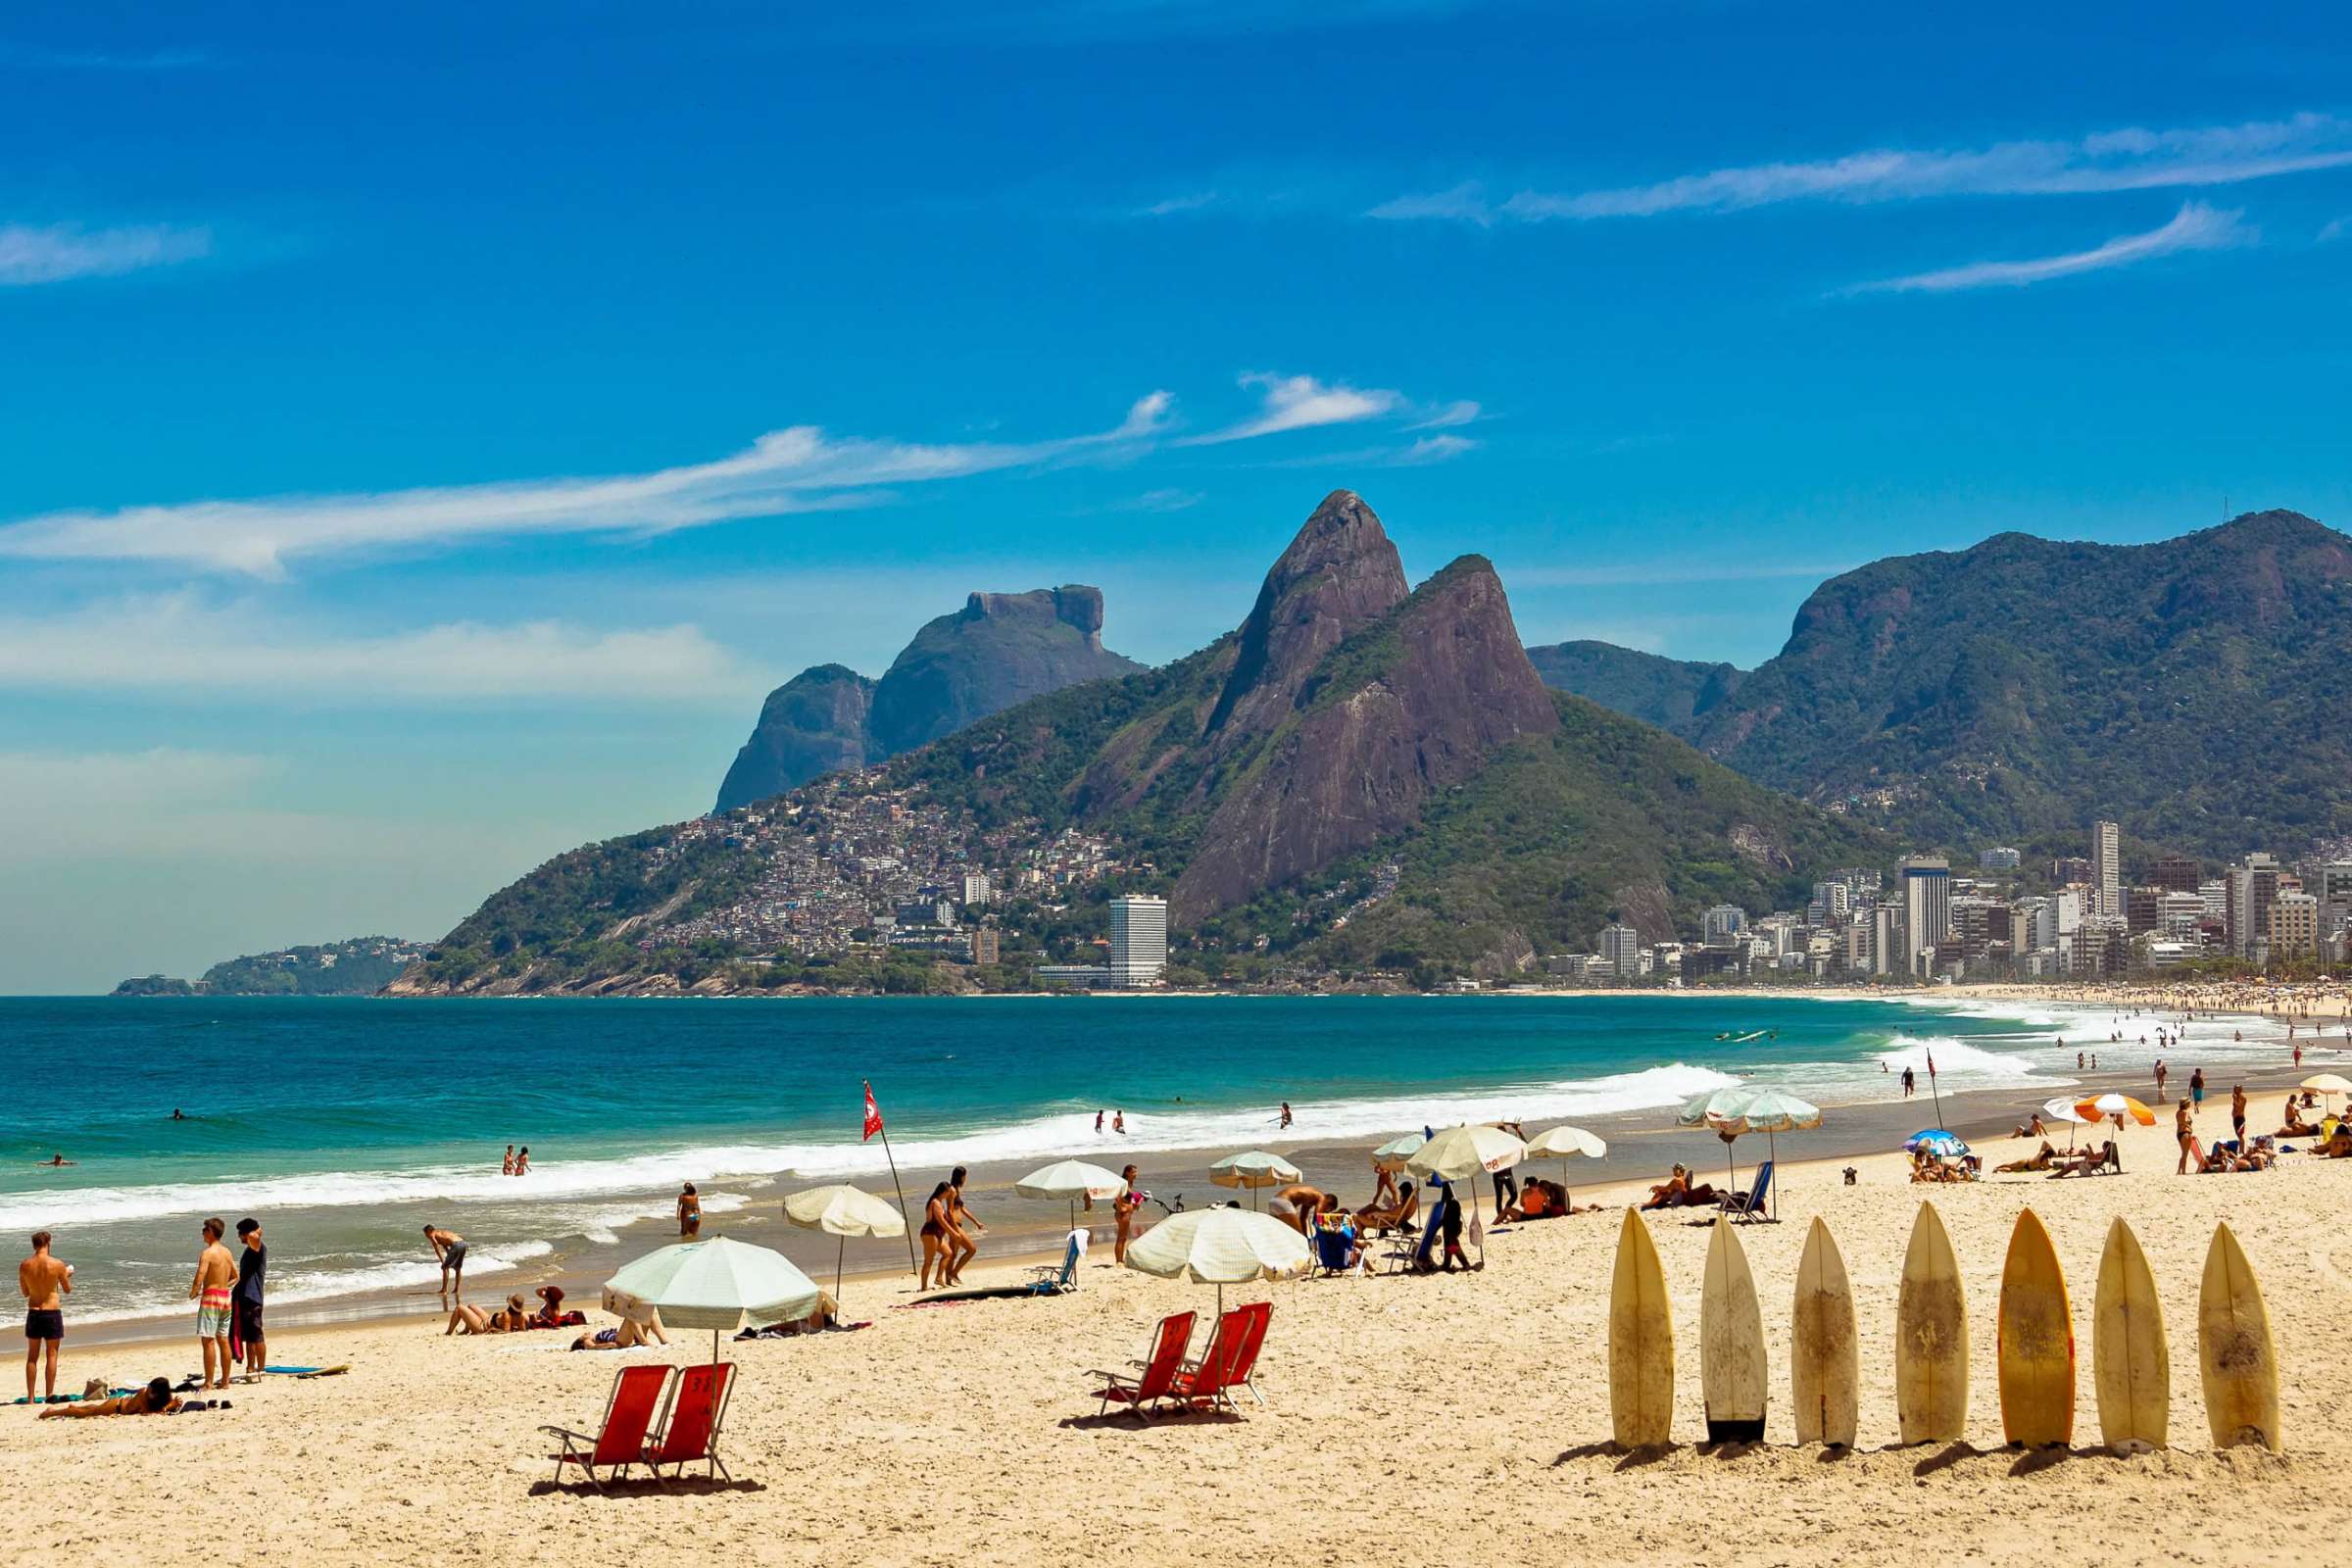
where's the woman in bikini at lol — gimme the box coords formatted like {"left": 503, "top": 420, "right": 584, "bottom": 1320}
{"left": 919, "top": 1181, "right": 960, "bottom": 1290}
{"left": 1112, "top": 1164, "right": 1143, "bottom": 1264}
{"left": 945, "top": 1166, "right": 984, "bottom": 1286}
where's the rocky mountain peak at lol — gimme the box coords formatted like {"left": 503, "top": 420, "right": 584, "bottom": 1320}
{"left": 961, "top": 585, "right": 1108, "bottom": 649}
{"left": 1205, "top": 489, "right": 1410, "bottom": 741}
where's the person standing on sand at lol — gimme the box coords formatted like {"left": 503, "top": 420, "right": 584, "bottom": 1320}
{"left": 20, "top": 1230, "right": 71, "bottom": 1403}
{"left": 190, "top": 1217, "right": 237, "bottom": 1392}
{"left": 234, "top": 1218, "right": 267, "bottom": 1380}
{"left": 423, "top": 1224, "right": 467, "bottom": 1299}
{"left": 2294, "top": 1042, "right": 2304, "bottom": 1068}
{"left": 2231, "top": 1084, "right": 2248, "bottom": 1143}
{"left": 1113, "top": 1164, "right": 1143, "bottom": 1264}
{"left": 678, "top": 1182, "right": 702, "bottom": 1238}
{"left": 1900, "top": 1066, "right": 1915, "bottom": 1099}
{"left": 917, "top": 1182, "right": 962, "bottom": 1291}
{"left": 2176, "top": 1098, "right": 2196, "bottom": 1174}
{"left": 2190, "top": 1067, "right": 2205, "bottom": 1109}
{"left": 2154, "top": 1060, "right": 2167, "bottom": 1096}
{"left": 945, "top": 1165, "right": 985, "bottom": 1285}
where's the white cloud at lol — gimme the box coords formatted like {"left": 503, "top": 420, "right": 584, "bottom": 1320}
{"left": 1390, "top": 433, "right": 1478, "bottom": 465}
{"left": 1404, "top": 399, "right": 1482, "bottom": 430}
{"left": 0, "top": 222, "right": 212, "bottom": 284}
{"left": 2322, "top": 216, "right": 2350, "bottom": 243}
{"left": 1373, "top": 112, "right": 2352, "bottom": 222}
{"left": 0, "top": 394, "right": 1175, "bottom": 576}
{"left": 1120, "top": 488, "right": 1206, "bottom": 512}
{"left": 1851, "top": 202, "right": 2249, "bottom": 294}
{"left": 1180, "top": 372, "right": 1406, "bottom": 445}
{"left": 0, "top": 595, "right": 748, "bottom": 702}
{"left": 1136, "top": 191, "right": 1220, "bottom": 217}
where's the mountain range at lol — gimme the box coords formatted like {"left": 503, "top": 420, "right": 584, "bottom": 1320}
{"left": 713, "top": 585, "right": 1141, "bottom": 811}
{"left": 1530, "top": 510, "right": 2352, "bottom": 859}
{"left": 400, "top": 491, "right": 1872, "bottom": 994}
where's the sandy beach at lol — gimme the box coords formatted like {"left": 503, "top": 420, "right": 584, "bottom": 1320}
{"left": 7, "top": 1086, "right": 2347, "bottom": 1568}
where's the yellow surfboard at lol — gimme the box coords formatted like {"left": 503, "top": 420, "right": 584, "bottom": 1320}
{"left": 1895, "top": 1200, "right": 1968, "bottom": 1446}
{"left": 2198, "top": 1222, "right": 2281, "bottom": 1452}
{"left": 1997, "top": 1205, "right": 2076, "bottom": 1448}
{"left": 2092, "top": 1217, "right": 2169, "bottom": 1451}
{"left": 1700, "top": 1215, "right": 1767, "bottom": 1443}
{"left": 1790, "top": 1215, "right": 1859, "bottom": 1447}
{"left": 1607, "top": 1208, "right": 1674, "bottom": 1448}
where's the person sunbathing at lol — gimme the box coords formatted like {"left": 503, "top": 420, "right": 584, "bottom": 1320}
{"left": 1997, "top": 1142, "right": 2059, "bottom": 1174}
{"left": 1356, "top": 1181, "right": 1418, "bottom": 1236}
{"left": 2314, "top": 1127, "right": 2352, "bottom": 1159}
{"left": 2012, "top": 1114, "right": 2052, "bottom": 1139}
{"left": 39, "top": 1377, "right": 179, "bottom": 1419}
{"left": 1496, "top": 1177, "right": 1571, "bottom": 1223}
{"left": 2046, "top": 1146, "right": 2107, "bottom": 1178}
{"left": 2280, "top": 1097, "right": 2321, "bottom": 1137}
{"left": 570, "top": 1315, "right": 669, "bottom": 1350}
{"left": 447, "top": 1293, "right": 532, "bottom": 1335}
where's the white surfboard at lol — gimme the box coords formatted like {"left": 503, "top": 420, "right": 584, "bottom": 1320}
{"left": 1790, "top": 1215, "right": 1859, "bottom": 1447}
{"left": 1700, "top": 1215, "right": 1767, "bottom": 1443}
{"left": 1607, "top": 1208, "right": 1674, "bottom": 1448}
{"left": 1894, "top": 1200, "right": 1968, "bottom": 1446}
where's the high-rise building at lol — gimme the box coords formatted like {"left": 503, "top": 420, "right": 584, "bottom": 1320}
{"left": 2090, "top": 820, "right": 2121, "bottom": 916}
{"left": 1978, "top": 847, "right": 2021, "bottom": 871}
{"left": 2226, "top": 854, "right": 2281, "bottom": 957}
{"left": 2124, "top": 886, "right": 2163, "bottom": 934}
{"left": 1599, "top": 922, "right": 1642, "bottom": 979}
{"left": 2051, "top": 856, "right": 2093, "bottom": 885}
{"left": 2269, "top": 891, "right": 2320, "bottom": 957}
{"left": 968, "top": 927, "right": 1002, "bottom": 965}
{"left": 1703, "top": 905, "right": 1746, "bottom": 943}
{"left": 1900, "top": 857, "right": 1951, "bottom": 974}
{"left": 2160, "top": 891, "right": 2207, "bottom": 941}
{"left": 1811, "top": 881, "right": 1851, "bottom": 921}
{"left": 1871, "top": 904, "right": 1905, "bottom": 976}
{"left": 961, "top": 871, "right": 993, "bottom": 907}
{"left": 1107, "top": 895, "right": 1168, "bottom": 989}
{"left": 2151, "top": 855, "right": 2203, "bottom": 894}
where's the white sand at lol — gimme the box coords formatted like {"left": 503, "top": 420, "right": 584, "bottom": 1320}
{"left": 4, "top": 1109, "right": 2344, "bottom": 1566}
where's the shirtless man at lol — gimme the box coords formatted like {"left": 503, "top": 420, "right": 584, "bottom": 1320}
{"left": 38, "top": 1376, "right": 180, "bottom": 1420}
{"left": 189, "top": 1217, "right": 238, "bottom": 1391}
{"left": 423, "top": 1224, "right": 468, "bottom": 1300}
{"left": 20, "top": 1230, "right": 72, "bottom": 1402}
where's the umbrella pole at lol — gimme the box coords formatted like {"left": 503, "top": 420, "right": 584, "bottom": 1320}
{"left": 1768, "top": 1127, "right": 1779, "bottom": 1222}
{"left": 836, "top": 1236, "right": 846, "bottom": 1306}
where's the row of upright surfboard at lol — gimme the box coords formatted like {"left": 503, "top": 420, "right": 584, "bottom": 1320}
{"left": 1606, "top": 1203, "right": 2281, "bottom": 1452}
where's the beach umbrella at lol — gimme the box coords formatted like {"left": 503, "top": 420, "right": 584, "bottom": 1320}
{"left": 1209, "top": 1150, "right": 1301, "bottom": 1210}
{"left": 1122, "top": 1202, "right": 1310, "bottom": 1319}
{"left": 1371, "top": 1131, "right": 1428, "bottom": 1172}
{"left": 1704, "top": 1090, "right": 1819, "bottom": 1221}
{"left": 2300, "top": 1072, "right": 2352, "bottom": 1105}
{"left": 2040, "top": 1095, "right": 2095, "bottom": 1151}
{"left": 1406, "top": 1124, "right": 1527, "bottom": 1263}
{"left": 1521, "top": 1125, "right": 1606, "bottom": 1211}
{"left": 782, "top": 1184, "right": 907, "bottom": 1303}
{"left": 1904, "top": 1129, "right": 1970, "bottom": 1158}
{"left": 2075, "top": 1092, "right": 2156, "bottom": 1127}
{"left": 1675, "top": 1084, "right": 1756, "bottom": 1128}
{"left": 1013, "top": 1159, "right": 1128, "bottom": 1231}
{"left": 604, "top": 1235, "right": 825, "bottom": 1372}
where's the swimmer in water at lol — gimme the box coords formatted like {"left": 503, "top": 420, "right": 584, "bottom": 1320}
{"left": 37, "top": 1153, "right": 73, "bottom": 1167}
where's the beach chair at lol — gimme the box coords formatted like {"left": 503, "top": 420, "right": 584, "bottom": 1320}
{"left": 642, "top": 1361, "right": 735, "bottom": 1485}
{"left": 1025, "top": 1228, "right": 1087, "bottom": 1295}
{"left": 1722, "top": 1160, "right": 1775, "bottom": 1222}
{"left": 541, "top": 1362, "right": 671, "bottom": 1494}
{"left": 1088, "top": 1309, "right": 1195, "bottom": 1421}
{"left": 1219, "top": 1300, "right": 1273, "bottom": 1407}
{"left": 1170, "top": 1305, "right": 1251, "bottom": 1414}
{"left": 1310, "top": 1223, "right": 1359, "bottom": 1278}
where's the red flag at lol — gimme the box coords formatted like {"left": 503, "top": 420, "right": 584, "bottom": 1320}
{"left": 1926, "top": 1050, "right": 1936, "bottom": 1079}
{"left": 861, "top": 1082, "right": 884, "bottom": 1142}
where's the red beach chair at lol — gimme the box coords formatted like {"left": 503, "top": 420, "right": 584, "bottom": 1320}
{"left": 643, "top": 1361, "right": 737, "bottom": 1484}
{"left": 1220, "top": 1300, "right": 1273, "bottom": 1407}
{"left": 542, "top": 1363, "right": 671, "bottom": 1493}
{"left": 1172, "top": 1301, "right": 1270, "bottom": 1414}
{"left": 1089, "top": 1309, "right": 1196, "bottom": 1421}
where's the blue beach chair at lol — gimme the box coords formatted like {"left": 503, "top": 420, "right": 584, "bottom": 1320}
{"left": 1722, "top": 1160, "right": 1775, "bottom": 1223}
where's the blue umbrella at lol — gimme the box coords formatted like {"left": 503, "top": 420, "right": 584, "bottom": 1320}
{"left": 1904, "top": 1129, "right": 1969, "bottom": 1157}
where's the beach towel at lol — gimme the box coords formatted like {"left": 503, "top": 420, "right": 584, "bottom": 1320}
{"left": 262, "top": 1364, "right": 350, "bottom": 1378}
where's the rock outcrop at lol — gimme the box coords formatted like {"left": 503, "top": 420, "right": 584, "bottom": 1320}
{"left": 714, "top": 664, "right": 878, "bottom": 812}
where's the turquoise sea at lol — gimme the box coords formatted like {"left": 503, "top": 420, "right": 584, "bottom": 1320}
{"left": 1, "top": 993, "right": 2299, "bottom": 1328}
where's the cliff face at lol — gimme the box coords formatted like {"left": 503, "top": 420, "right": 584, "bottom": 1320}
{"left": 1173, "top": 553, "right": 1560, "bottom": 921}
{"left": 713, "top": 586, "right": 1141, "bottom": 811}
{"left": 714, "top": 664, "right": 878, "bottom": 813}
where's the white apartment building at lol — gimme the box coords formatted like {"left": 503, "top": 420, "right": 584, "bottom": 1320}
{"left": 1107, "top": 895, "right": 1169, "bottom": 989}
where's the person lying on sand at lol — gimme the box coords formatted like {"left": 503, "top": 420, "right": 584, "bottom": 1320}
{"left": 1640, "top": 1166, "right": 1721, "bottom": 1209}
{"left": 2012, "top": 1114, "right": 2052, "bottom": 1140}
{"left": 570, "top": 1315, "right": 668, "bottom": 1350}
{"left": 1996, "top": 1142, "right": 2059, "bottom": 1174}
{"left": 735, "top": 1304, "right": 841, "bottom": 1339}
{"left": 2315, "top": 1127, "right": 2352, "bottom": 1159}
{"left": 446, "top": 1294, "right": 533, "bottom": 1335}
{"left": 39, "top": 1377, "right": 178, "bottom": 1418}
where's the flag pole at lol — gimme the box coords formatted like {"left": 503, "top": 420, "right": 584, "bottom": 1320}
{"left": 866, "top": 1083, "right": 918, "bottom": 1275}
{"left": 1927, "top": 1051, "right": 1947, "bottom": 1133}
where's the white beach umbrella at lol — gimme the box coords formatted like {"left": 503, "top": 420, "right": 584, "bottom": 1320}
{"left": 1521, "top": 1125, "right": 1606, "bottom": 1211}
{"left": 604, "top": 1235, "right": 825, "bottom": 1367}
{"left": 1371, "top": 1131, "right": 1428, "bottom": 1173}
{"left": 1014, "top": 1159, "right": 1129, "bottom": 1231}
{"left": 1703, "top": 1089, "right": 1818, "bottom": 1221}
{"left": 1209, "top": 1150, "right": 1301, "bottom": 1210}
{"left": 2300, "top": 1072, "right": 2352, "bottom": 1103}
{"left": 1122, "top": 1202, "right": 1310, "bottom": 1318}
{"left": 782, "top": 1184, "right": 907, "bottom": 1302}
{"left": 1675, "top": 1084, "right": 1755, "bottom": 1128}
{"left": 1406, "top": 1124, "right": 1527, "bottom": 1264}
{"left": 2040, "top": 1095, "right": 2094, "bottom": 1151}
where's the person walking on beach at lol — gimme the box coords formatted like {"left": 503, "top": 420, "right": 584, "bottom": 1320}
{"left": 2190, "top": 1067, "right": 2205, "bottom": 1110}
{"left": 2294, "top": 1042, "right": 2304, "bottom": 1068}
{"left": 677, "top": 1182, "right": 702, "bottom": 1238}
{"left": 190, "top": 1218, "right": 237, "bottom": 1392}
{"left": 1900, "top": 1066, "right": 1916, "bottom": 1100}
{"left": 1113, "top": 1164, "right": 1143, "bottom": 1264}
{"left": 233, "top": 1218, "right": 267, "bottom": 1380}
{"left": 20, "top": 1230, "right": 70, "bottom": 1403}
{"left": 917, "top": 1182, "right": 963, "bottom": 1291}
{"left": 945, "top": 1165, "right": 985, "bottom": 1285}
{"left": 2154, "top": 1059, "right": 2167, "bottom": 1096}
{"left": 423, "top": 1224, "right": 467, "bottom": 1299}
{"left": 2231, "top": 1084, "right": 2248, "bottom": 1143}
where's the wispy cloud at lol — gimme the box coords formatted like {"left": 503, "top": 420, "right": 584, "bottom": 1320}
{"left": 0, "top": 595, "right": 748, "bottom": 702}
{"left": 1136, "top": 191, "right": 1221, "bottom": 218}
{"left": 1850, "top": 202, "right": 2249, "bottom": 294}
{"left": 2322, "top": 215, "right": 2350, "bottom": 243}
{"left": 1119, "top": 488, "right": 1206, "bottom": 513}
{"left": 1390, "top": 433, "right": 1478, "bottom": 465}
{"left": 1180, "top": 372, "right": 1405, "bottom": 445}
{"left": 1404, "top": 399, "right": 1482, "bottom": 430}
{"left": 0, "top": 222, "right": 212, "bottom": 284}
{"left": 0, "top": 394, "right": 1176, "bottom": 576}
{"left": 1373, "top": 112, "right": 2352, "bottom": 223}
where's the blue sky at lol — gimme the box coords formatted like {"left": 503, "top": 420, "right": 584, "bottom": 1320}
{"left": 7, "top": 0, "right": 2352, "bottom": 991}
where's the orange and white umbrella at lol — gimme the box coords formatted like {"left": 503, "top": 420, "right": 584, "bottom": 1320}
{"left": 2077, "top": 1092, "right": 2156, "bottom": 1126}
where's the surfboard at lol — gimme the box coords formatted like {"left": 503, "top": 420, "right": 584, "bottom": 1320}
{"left": 1700, "top": 1215, "right": 1767, "bottom": 1443}
{"left": 1790, "top": 1215, "right": 1859, "bottom": 1447}
{"left": 2091, "top": 1216, "right": 2169, "bottom": 1451}
{"left": 1895, "top": 1200, "right": 1968, "bottom": 1445}
{"left": 2198, "top": 1222, "right": 2281, "bottom": 1451}
{"left": 1607, "top": 1208, "right": 1674, "bottom": 1448}
{"left": 1996, "top": 1205, "right": 2076, "bottom": 1448}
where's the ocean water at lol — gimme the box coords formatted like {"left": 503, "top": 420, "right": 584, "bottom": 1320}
{"left": 1, "top": 993, "right": 2306, "bottom": 1327}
